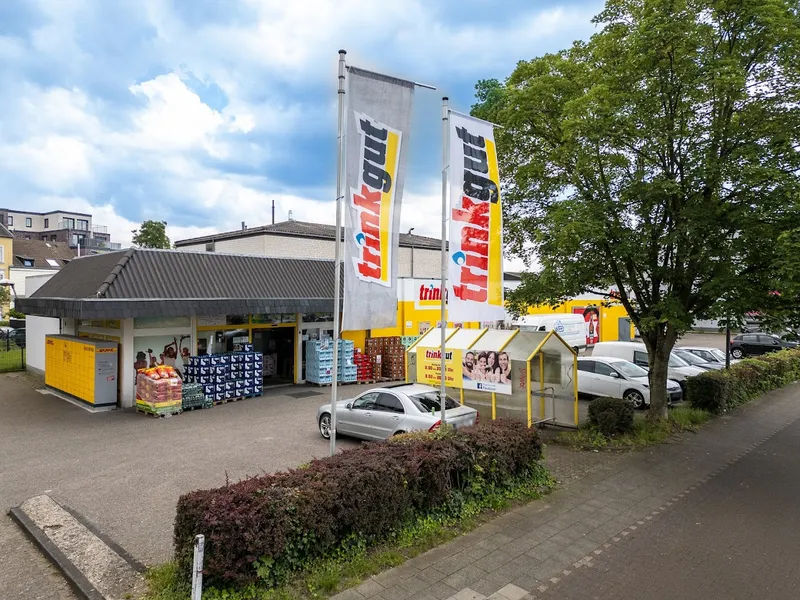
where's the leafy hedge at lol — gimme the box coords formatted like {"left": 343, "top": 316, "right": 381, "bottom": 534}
{"left": 174, "top": 419, "right": 543, "bottom": 588}
{"left": 588, "top": 397, "right": 634, "bottom": 436}
{"left": 687, "top": 349, "right": 800, "bottom": 414}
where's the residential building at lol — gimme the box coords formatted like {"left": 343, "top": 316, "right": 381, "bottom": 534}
{"left": 0, "top": 223, "right": 11, "bottom": 282}
{"left": 9, "top": 239, "right": 77, "bottom": 297}
{"left": 0, "top": 208, "right": 121, "bottom": 252}
{"left": 174, "top": 219, "right": 444, "bottom": 278}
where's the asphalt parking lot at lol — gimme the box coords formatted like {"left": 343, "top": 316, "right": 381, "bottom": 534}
{"left": 0, "top": 371, "right": 366, "bottom": 599}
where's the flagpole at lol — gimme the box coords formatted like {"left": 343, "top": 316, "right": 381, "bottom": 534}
{"left": 440, "top": 96, "right": 449, "bottom": 426}
{"left": 330, "top": 49, "right": 347, "bottom": 456}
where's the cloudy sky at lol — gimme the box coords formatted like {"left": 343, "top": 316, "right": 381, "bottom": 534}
{"left": 1, "top": 0, "right": 603, "bottom": 262}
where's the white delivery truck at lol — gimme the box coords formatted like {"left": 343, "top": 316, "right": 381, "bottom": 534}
{"left": 512, "top": 314, "right": 586, "bottom": 353}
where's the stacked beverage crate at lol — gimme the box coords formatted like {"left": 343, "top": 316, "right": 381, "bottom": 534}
{"left": 306, "top": 340, "right": 334, "bottom": 384}
{"left": 337, "top": 339, "right": 357, "bottom": 383}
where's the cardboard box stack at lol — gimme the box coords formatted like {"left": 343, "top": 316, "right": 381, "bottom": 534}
{"left": 364, "top": 336, "right": 406, "bottom": 381}
{"left": 381, "top": 336, "right": 405, "bottom": 381}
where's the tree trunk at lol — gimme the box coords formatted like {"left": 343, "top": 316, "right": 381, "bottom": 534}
{"left": 640, "top": 326, "right": 678, "bottom": 421}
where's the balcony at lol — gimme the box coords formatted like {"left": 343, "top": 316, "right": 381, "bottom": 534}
{"left": 93, "top": 225, "right": 108, "bottom": 234}
{"left": 58, "top": 220, "right": 90, "bottom": 231}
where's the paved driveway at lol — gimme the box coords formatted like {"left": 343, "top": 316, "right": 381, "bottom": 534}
{"left": 0, "top": 372, "right": 363, "bottom": 599}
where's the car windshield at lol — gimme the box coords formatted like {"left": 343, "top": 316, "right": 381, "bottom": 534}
{"left": 613, "top": 361, "right": 648, "bottom": 378}
{"left": 707, "top": 349, "right": 726, "bottom": 361}
{"left": 675, "top": 351, "right": 706, "bottom": 366}
{"left": 409, "top": 392, "right": 460, "bottom": 413}
{"left": 669, "top": 354, "right": 689, "bottom": 367}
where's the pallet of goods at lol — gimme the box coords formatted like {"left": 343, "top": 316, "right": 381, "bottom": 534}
{"left": 306, "top": 340, "right": 333, "bottom": 385}
{"left": 337, "top": 339, "right": 357, "bottom": 383}
{"left": 354, "top": 349, "right": 375, "bottom": 382}
{"left": 136, "top": 365, "right": 182, "bottom": 416}
{"left": 181, "top": 382, "right": 211, "bottom": 410}
{"left": 364, "top": 336, "right": 406, "bottom": 381}
{"left": 185, "top": 352, "right": 264, "bottom": 404}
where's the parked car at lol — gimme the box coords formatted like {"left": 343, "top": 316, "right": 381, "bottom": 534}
{"left": 591, "top": 341, "right": 706, "bottom": 392}
{"left": 679, "top": 346, "right": 738, "bottom": 367}
{"left": 672, "top": 348, "right": 724, "bottom": 371}
{"left": 576, "top": 357, "right": 683, "bottom": 409}
{"left": 1, "top": 327, "right": 24, "bottom": 349}
{"left": 317, "top": 383, "right": 478, "bottom": 441}
{"left": 729, "top": 333, "right": 797, "bottom": 359}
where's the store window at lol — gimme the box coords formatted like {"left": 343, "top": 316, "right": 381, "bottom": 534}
{"left": 300, "top": 313, "right": 333, "bottom": 323}
{"left": 226, "top": 315, "right": 249, "bottom": 325}
{"left": 134, "top": 316, "right": 191, "bottom": 329}
{"left": 252, "top": 313, "right": 296, "bottom": 325}
{"left": 196, "top": 329, "right": 249, "bottom": 355}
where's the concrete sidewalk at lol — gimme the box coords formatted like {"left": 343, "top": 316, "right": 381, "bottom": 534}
{"left": 333, "top": 384, "right": 800, "bottom": 600}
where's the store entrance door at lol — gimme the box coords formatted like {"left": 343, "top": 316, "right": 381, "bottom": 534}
{"left": 252, "top": 328, "right": 296, "bottom": 386}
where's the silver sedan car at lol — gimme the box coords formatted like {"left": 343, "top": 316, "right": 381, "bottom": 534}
{"left": 317, "top": 383, "right": 479, "bottom": 441}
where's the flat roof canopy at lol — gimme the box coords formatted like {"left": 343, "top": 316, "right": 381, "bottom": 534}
{"left": 16, "top": 248, "right": 341, "bottom": 319}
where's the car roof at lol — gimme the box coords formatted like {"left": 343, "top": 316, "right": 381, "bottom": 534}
{"left": 378, "top": 383, "right": 438, "bottom": 396}
{"left": 679, "top": 346, "right": 720, "bottom": 351}
{"left": 578, "top": 356, "right": 628, "bottom": 364}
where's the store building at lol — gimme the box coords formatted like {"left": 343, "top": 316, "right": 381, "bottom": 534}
{"left": 175, "top": 219, "right": 444, "bottom": 278}
{"left": 17, "top": 248, "right": 491, "bottom": 409}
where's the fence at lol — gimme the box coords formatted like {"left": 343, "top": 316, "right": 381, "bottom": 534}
{"left": 0, "top": 337, "right": 25, "bottom": 373}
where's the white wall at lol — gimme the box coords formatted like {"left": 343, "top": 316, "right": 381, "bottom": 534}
{"left": 179, "top": 235, "right": 443, "bottom": 278}
{"left": 24, "top": 273, "right": 57, "bottom": 297}
{"left": 10, "top": 268, "right": 58, "bottom": 297}
{"left": 26, "top": 315, "right": 61, "bottom": 374}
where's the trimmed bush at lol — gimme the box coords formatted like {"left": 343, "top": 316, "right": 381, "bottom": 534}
{"left": 174, "top": 419, "right": 542, "bottom": 588}
{"left": 687, "top": 349, "right": 800, "bottom": 413}
{"left": 587, "top": 397, "right": 634, "bottom": 436}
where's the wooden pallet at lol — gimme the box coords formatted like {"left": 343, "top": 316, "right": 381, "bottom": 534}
{"left": 136, "top": 407, "right": 181, "bottom": 418}
{"left": 354, "top": 379, "right": 377, "bottom": 385}
{"left": 182, "top": 404, "right": 212, "bottom": 412}
{"left": 307, "top": 381, "right": 333, "bottom": 387}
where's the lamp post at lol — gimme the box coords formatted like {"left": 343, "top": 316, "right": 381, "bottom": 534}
{"left": 407, "top": 227, "right": 415, "bottom": 278}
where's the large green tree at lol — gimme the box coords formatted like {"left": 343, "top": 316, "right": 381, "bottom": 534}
{"left": 131, "top": 220, "right": 171, "bottom": 249}
{"left": 473, "top": 0, "right": 800, "bottom": 417}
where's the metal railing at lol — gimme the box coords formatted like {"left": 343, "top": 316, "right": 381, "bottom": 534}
{"left": 0, "top": 337, "right": 25, "bottom": 373}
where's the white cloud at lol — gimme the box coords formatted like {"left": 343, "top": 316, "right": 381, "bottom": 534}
{"left": 0, "top": 136, "right": 93, "bottom": 191}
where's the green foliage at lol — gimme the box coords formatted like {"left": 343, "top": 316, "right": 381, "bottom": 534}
{"left": 0, "top": 286, "right": 10, "bottom": 305}
{"left": 561, "top": 406, "right": 711, "bottom": 450}
{"left": 173, "top": 420, "right": 543, "bottom": 589}
{"left": 474, "top": 0, "right": 800, "bottom": 417}
{"left": 7, "top": 309, "right": 24, "bottom": 319}
{"left": 687, "top": 349, "right": 800, "bottom": 413}
{"left": 587, "top": 397, "right": 635, "bottom": 436}
{"left": 132, "top": 220, "right": 171, "bottom": 249}
{"left": 150, "top": 464, "right": 554, "bottom": 600}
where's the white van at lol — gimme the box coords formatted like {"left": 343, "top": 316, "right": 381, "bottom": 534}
{"left": 591, "top": 341, "right": 706, "bottom": 390}
{"left": 512, "top": 314, "right": 586, "bottom": 352}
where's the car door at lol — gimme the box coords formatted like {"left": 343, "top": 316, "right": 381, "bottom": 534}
{"left": 339, "top": 391, "right": 379, "bottom": 438}
{"left": 740, "top": 334, "right": 759, "bottom": 355}
{"left": 371, "top": 392, "right": 406, "bottom": 439}
{"left": 592, "top": 361, "right": 624, "bottom": 399}
{"left": 759, "top": 335, "right": 782, "bottom": 355}
{"left": 576, "top": 361, "right": 598, "bottom": 397}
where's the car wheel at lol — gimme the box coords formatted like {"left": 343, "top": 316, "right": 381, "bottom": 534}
{"left": 731, "top": 348, "right": 744, "bottom": 360}
{"left": 318, "top": 413, "right": 332, "bottom": 439}
{"left": 624, "top": 390, "right": 646, "bottom": 410}
{"left": 392, "top": 430, "right": 406, "bottom": 437}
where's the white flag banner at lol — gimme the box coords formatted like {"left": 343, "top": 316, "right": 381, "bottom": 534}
{"left": 447, "top": 111, "right": 505, "bottom": 323}
{"left": 342, "top": 66, "right": 414, "bottom": 331}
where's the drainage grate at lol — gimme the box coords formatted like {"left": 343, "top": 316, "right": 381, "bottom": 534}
{"left": 287, "top": 390, "right": 323, "bottom": 399}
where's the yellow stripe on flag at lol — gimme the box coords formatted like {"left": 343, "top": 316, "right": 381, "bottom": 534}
{"left": 380, "top": 131, "right": 401, "bottom": 284}
{"left": 485, "top": 139, "right": 502, "bottom": 306}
